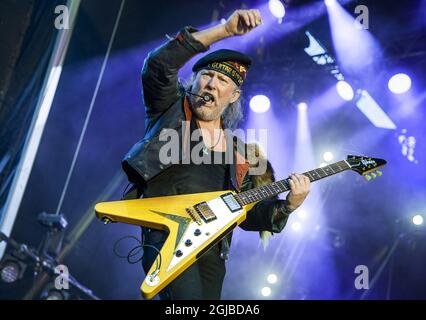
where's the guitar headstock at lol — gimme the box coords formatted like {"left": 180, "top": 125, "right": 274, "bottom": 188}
{"left": 346, "top": 155, "right": 387, "bottom": 181}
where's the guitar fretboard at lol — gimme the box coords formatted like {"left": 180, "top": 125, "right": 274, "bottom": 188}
{"left": 234, "top": 160, "right": 350, "bottom": 206}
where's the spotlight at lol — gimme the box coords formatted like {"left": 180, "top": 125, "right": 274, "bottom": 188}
{"left": 323, "top": 151, "right": 334, "bottom": 162}
{"left": 297, "top": 102, "right": 308, "bottom": 111}
{"left": 267, "top": 274, "right": 278, "bottom": 284}
{"left": 291, "top": 222, "right": 301, "bottom": 231}
{"left": 324, "top": 0, "right": 337, "bottom": 6}
{"left": 0, "top": 254, "right": 26, "bottom": 284}
{"left": 250, "top": 95, "right": 270, "bottom": 113}
{"left": 220, "top": 18, "right": 227, "bottom": 24}
{"left": 1, "top": 261, "right": 20, "bottom": 283}
{"left": 261, "top": 286, "right": 271, "bottom": 297}
{"left": 269, "top": 0, "right": 285, "bottom": 21}
{"left": 336, "top": 81, "right": 354, "bottom": 101}
{"left": 297, "top": 209, "right": 307, "bottom": 220}
{"left": 388, "top": 73, "right": 411, "bottom": 94}
{"left": 412, "top": 214, "right": 424, "bottom": 226}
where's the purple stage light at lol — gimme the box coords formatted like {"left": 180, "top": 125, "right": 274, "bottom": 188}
{"left": 324, "top": 0, "right": 337, "bottom": 6}
{"left": 269, "top": 0, "right": 285, "bottom": 21}
{"left": 297, "top": 102, "right": 308, "bottom": 111}
{"left": 388, "top": 73, "right": 411, "bottom": 94}
{"left": 250, "top": 95, "right": 271, "bottom": 113}
{"left": 412, "top": 215, "right": 424, "bottom": 226}
{"left": 267, "top": 274, "right": 278, "bottom": 284}
{"left": 291, "top": 221, "right": 302, "bottom": 231}
{"left": 336, "top": 80, "right": 354, "bottom": 101}
{"left": 296, "top": 209, "right": 307, "bottom": 220}
{"left": 261, "top": 286, "right": 272, "bottom": 297}
{"left": 323, "top": 151, "right": 334, "bottom": 162}
{"left": 326, "top": 0, "right": 382, "bottom": 79}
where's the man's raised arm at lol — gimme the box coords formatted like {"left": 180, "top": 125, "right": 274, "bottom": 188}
{"left": 141, "top": 9, "right": 262, "bottom": 117}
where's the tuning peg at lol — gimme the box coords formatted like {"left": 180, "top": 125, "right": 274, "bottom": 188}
{"left": 371, "top": 172, "right": 377, "bottom": 179}
{"left": 376, "top": 170, "right": 382, "bottom": 176}
{"left": 364, "top": 174, "right": 372, "bottom": 181}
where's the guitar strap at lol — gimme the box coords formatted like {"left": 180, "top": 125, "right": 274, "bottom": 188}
{"left": 122, "top": 183, "right": 143, "bottom": 200}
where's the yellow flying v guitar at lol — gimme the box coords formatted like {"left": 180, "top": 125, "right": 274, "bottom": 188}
{"left": 95, "top": 155, "right": 386, "bottom": 299}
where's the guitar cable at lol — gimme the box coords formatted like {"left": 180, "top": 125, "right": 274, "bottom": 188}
{"left": 117, "top": 185, "right": 162, "bottom": 279}
{"left": 113, "top": 234, "right": 162, "bottom": 278}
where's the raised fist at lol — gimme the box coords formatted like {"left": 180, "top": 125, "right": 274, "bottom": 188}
{"left": 224, "top": 9, "right": 262, "bottom": 36}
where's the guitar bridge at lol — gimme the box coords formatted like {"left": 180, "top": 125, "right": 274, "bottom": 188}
{"left": 194, "top": 202, "right": 217, "bottom": 223}
{"left": 186, "top": 207, "right": 202, "bottom": 225}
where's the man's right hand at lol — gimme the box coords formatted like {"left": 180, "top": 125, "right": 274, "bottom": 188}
{"left": 224, "top": 9, "right": 263, "bottom": 36}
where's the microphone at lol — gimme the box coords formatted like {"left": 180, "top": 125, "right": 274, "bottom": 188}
{"left": 185, "top": 91, "right": 214, "bottom": 102}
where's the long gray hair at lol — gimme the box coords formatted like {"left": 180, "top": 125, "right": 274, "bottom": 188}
{"left": 184, "top": 73, "right": 244, "bottom": 130}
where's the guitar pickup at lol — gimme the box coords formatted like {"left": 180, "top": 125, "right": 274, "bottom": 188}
{"left": 194, "top": 202, "right": 217, "bottom": 223}
{"left": 221, "top": 193, "right": 242, "bottom": 212}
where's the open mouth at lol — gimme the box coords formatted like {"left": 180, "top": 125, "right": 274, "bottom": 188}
{"left": 202, "top": 92, "right": 215, "bottom": 102}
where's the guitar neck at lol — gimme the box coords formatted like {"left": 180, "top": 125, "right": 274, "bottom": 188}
{"left": 234, "top": 160, "right": 351, "bottom": 206}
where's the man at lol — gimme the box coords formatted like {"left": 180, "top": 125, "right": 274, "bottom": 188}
{"left": 122, "top": 9, "right": 311, "bottom": 299}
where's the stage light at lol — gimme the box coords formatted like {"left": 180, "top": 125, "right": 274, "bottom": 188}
{"left": 297, "top": 209, "right": 307, "bottom": 220}
{"left": 356, "top": 90, "right": 397, "bottom": 129}
{"left": 0, "top": 255, "right": 26, "bottom": 284}
{"left": 297, "top": 102, "right": 308, "bottom": 111}
{"left": 323, "top": 151, "right": 334, "bottom": 162}
{"left": 267, "top": 273, "right": 278, "bottom": 284}
{"left": 291, "top": 222, "right": 301, "bottom": 231}
{"left": 304, "top": 31, "right": 327, "bottom": 57}
{"left": 269, "top": 0, "right": 285, "bottom": 21}
{"left": 388, "top": 73, "right": 411, "bottom": 94}
{"left": 250, "top": 95, "right": 270, "bottom": 113}
{"left": 412, "top": 214, "right": 424, "bottom": 226}
{"left": 0, "top": 261, "right": 20, "bottom": 283}
{"left": 336, "top": 81, "right": 354, "bottom": 101}
{"left": 261, "top": 286, "right": 271, "bottom": 297}
{"left": 324, "top": 0, "right": 337, "bottom": 6}
{"left": 220, "top": 18, "right": 227, "bottom": 24}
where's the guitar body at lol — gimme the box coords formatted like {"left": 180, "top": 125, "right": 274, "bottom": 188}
{"left": 95, "top": 190, "right": 257, "bottom": 299}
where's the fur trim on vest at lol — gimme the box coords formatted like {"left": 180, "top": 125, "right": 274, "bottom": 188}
{"left": 246, "top": 143, "right": 276, "bottom": 248}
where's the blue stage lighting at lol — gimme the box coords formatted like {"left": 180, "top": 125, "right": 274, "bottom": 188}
{"left": 297, "top": 102, "right": 308, "bottom": 111}
{"left": 250, "top": 95, "right": 271, "bottom": 113}
{"left": 336, "top": 80, "right": 354, "bottom": 101}
{"left": 269, "top": 0, "right": 285, "bottom": 21}
{"left": 412, "top": 215, "right": 424, "bottom": 226}
{"left": 388, "top": 73, "right": 411, "bottom": 94}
